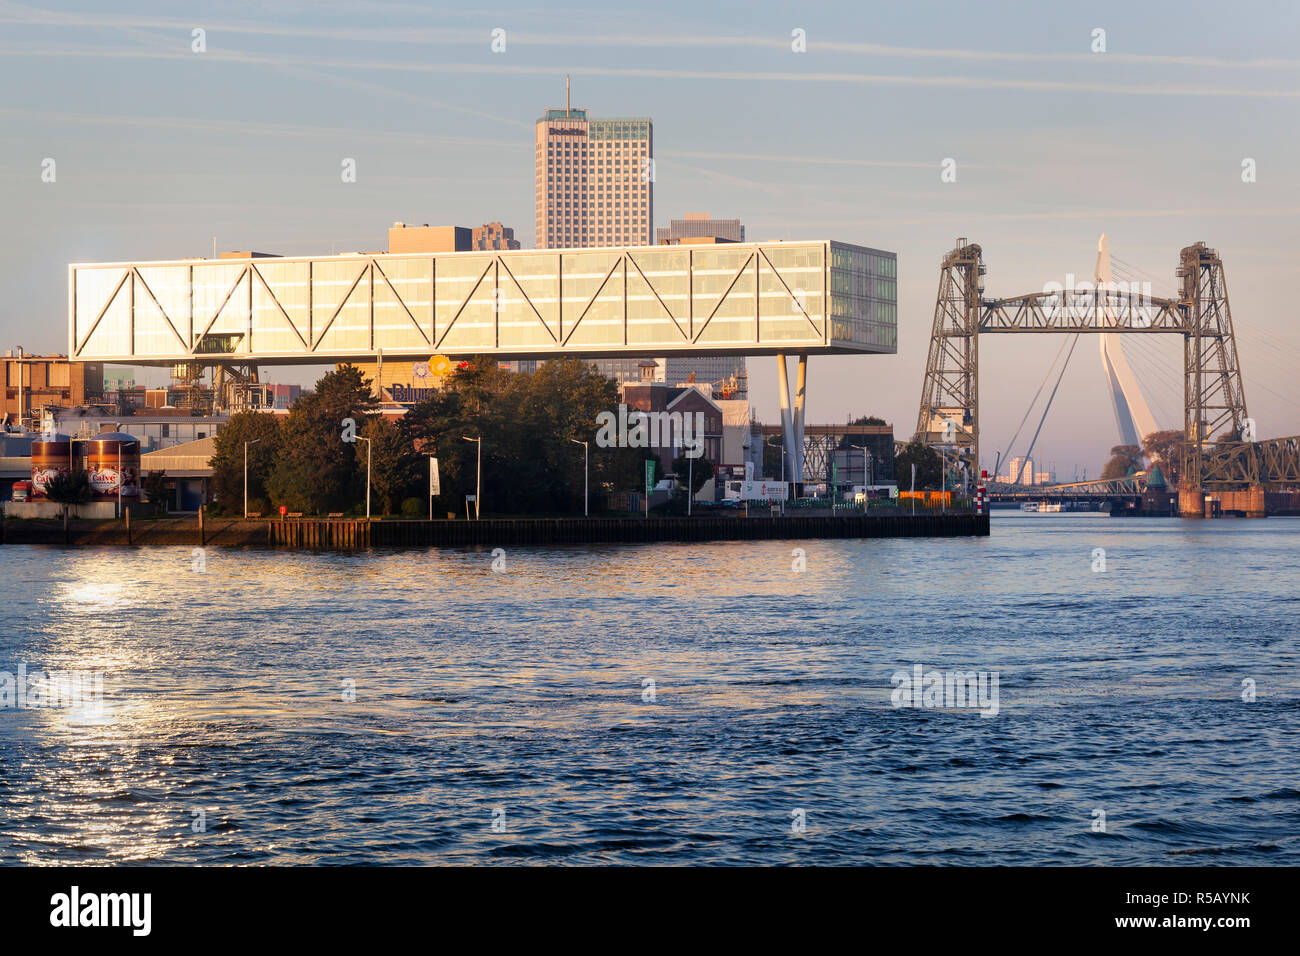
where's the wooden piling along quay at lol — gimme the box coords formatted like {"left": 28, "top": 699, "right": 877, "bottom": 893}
{"left": 269, "top": 518, "right": 372, "bottom": 549}
{"left": 269, "top": 513, "right": 988, "bottom": 549}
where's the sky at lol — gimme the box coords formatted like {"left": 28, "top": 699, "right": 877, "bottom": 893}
{"left": 2, "top": 0, "right": 1298, "bottom": 477}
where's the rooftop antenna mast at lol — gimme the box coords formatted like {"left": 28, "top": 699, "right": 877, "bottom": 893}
{"left": 565, "top": 75, "right": 570, "bottom": 111}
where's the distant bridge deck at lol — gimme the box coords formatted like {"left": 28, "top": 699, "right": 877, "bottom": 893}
{"left": 987, "top": 474, "right": 1149, "bottom": 501}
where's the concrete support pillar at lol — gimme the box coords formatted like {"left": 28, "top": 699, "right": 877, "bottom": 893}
{"left": 776, "top": 353, "right": 794, "bottom": 485}
{"left": 1246, "top": 485, "right": 1267, "bottom": 518}
{"left": 1179, "top": 487, "right": 1205, "bottom": 519}
{"left": 793, "top": 353, "right": 807, "bottom": 492}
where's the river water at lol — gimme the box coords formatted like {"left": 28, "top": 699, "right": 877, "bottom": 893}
{"left": 1, "top": 514, "right": 1296, "bottom": 865}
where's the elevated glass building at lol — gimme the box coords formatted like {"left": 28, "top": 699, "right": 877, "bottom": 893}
{"left": 68, "top": 240, "right": 897, "bottom": 365}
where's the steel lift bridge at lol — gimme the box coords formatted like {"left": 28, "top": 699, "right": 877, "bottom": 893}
{"left": 914, "top": 240, "right": 1300, "bottom": 517}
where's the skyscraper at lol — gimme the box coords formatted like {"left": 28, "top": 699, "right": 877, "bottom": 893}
{"left": 535, "top": 79, "right": 653, "bottom": 249}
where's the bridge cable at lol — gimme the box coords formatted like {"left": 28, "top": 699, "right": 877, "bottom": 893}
{"left": 993, "top": 334, "right": 1074, "bottom": 480}
{"left": 1015, "top": 333, "right": 1081, "bottom": 484}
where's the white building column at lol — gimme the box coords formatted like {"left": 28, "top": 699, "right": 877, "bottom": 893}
{"left": 776, "top": 353, "right": 795, "bottom": 484}
{"left": 793, "top": 352, "right": 807, "bottom": 490}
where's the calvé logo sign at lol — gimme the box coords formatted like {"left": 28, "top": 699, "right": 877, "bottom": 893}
{"left": 89, "top": 468, "right": 120, "bottom": 494}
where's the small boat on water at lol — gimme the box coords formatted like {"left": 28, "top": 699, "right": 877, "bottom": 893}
{"left": 1021, "top": 502, "right": 1063, "bottom": 513}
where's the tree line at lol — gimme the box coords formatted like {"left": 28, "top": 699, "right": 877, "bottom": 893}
{"left": 208, "top": 358, "right": 675, "bottom": 517}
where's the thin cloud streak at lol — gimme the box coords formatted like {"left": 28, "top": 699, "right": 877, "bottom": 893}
{"left": 0, "top": 107, "right": 522, "bottom": 148}
{"left": 4, "top": 44, "right": 1299, "bottom": 99}
{"left": 2, "top": 6, "right": 1297, "bottom": 70}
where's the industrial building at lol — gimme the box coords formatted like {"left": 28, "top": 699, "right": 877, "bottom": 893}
{"left": 2, "top": 351, "right": 103, "bottom": 430}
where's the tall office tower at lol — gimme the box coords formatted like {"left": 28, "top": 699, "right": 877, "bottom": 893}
{"left": 535, "top": 78, "right": 653, "bottom": 249}
{"left": 655, "top": 213, "right": 744, "bottom": 245}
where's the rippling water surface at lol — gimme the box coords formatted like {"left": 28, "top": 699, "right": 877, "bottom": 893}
{"left": 1, "top": 514, "right": 1297, "bottom": 865}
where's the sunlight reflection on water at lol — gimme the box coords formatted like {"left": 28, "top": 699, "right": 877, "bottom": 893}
{"left": 1, "top": 515, "right": 1298, "bottom": 864}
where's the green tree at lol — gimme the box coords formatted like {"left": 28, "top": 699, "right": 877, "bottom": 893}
{"left": 210, "top": 411, "right": 282, "bottom": 514}
{"left": 266, "top": 365, "right": 377, "bottom": 513}
{"left": 400, "top": 360, "right": 516, "bottom": 516}
{"left": 894, "top": 441, "right": 942, "bottom": 490}
{"left": 1100, "top": 443, "right": 1142, "bottom": 480}
{"left": 402, "top": 356, "right": 642, "bottom": 515}
{"left": 44, "top": 469, "right": 92, "bottom": 531}
{"left": 672, "top": 454, "right": 714, "bottom": 496}
{"left": 849, "top": 414, "right": 887, "bottom": 426}
{"left": 360, "top": 415, "right": 420, "bottom": 515}
{"left": 520, "top": 358, "right": 642, "bottom": 509}
{"left": 141, "top": 470, "right": 169, "bottom": 511}
{"left": 1141, "top": 429, "right": 1185, "bottom": 487}
{"left": 44, "top": 469, "right": 91, "bottom": 507}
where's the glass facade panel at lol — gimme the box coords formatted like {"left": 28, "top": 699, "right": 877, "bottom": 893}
{"left": 828, "top": 241, "right": 897, "bottom": 351}
{"left": 313, "top": 260, "right": 370, "bottom": 353}
{"left": 192, "top": 263, "right": 249, "bottom": 353}
{"left": 498, "top": 255, "right": 558, "bottom": 348}
{"left": 692, "top": 247, "right": 757, "bottom": 345}
{"left": 759, "top": 245, "right": 825, "bottom": 342}
{"left": 436, "top": 256, "right": 494, "bottom": 349}
{"left": 74, "top": 268, "right": 128, "bottom": 356}
{"left": 562, "top": 252, "right": 623, "bottom": 347}
{"left": 251, "top": 260, "right": 310, "bottom": 353}
{"left": 373, "top": 258, "right": 431, "bottom": 349}
{"left": 135, "top": 266, "right": 190, "bottom": 341}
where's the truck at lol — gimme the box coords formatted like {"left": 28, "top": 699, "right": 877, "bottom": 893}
{"left": 724, "top": 478, "right": 790, "bottom": 501}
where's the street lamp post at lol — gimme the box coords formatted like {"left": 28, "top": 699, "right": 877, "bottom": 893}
{"left": 939, "top": 445, "right": 946, "bottom": 515}
{"left": 569, "top": 438, "right": 588, "bottom": 517}
{"left": 243, "top": 438, "right": 261, "bottom": 517}
{"left": 849, "top": 443, "right": 875, "bottom": 504}
{"left": 462, "top": 436, "right": 481, "bottom": 519}
{"left": 356, "top": 436, "right": 372, "bottom": 519}
{"left": 687, "top": 452, "right": 694, "bottom": 517}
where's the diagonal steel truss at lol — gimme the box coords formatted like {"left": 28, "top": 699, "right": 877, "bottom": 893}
{"left": 71, "top": 245, "right": 835, "bottom": 364}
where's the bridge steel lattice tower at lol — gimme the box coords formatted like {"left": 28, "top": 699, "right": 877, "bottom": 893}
{"left": 914, "top": 240, "right": 985, "bottom": 483}
{"left": 913, "top": 239, "right": 1295, "bottom": 514}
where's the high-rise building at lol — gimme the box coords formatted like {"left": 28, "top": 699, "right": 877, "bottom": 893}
{"left": 535, "top": 79, "right": 653, "bottom": 249}
{"left": 589, "top": 357, "right": 665, "bottom": 386}
{"left": 656, "top": 212, "right": 744, "bottom": 245}
{"left": 663, "top": 356, "right": 747, "bottom": 400}
{"left": 473, "top": 222, "right": 520, "bottom": 250}
{"left": 1004, "top": 457, "right": 1035, "bottom": 485}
